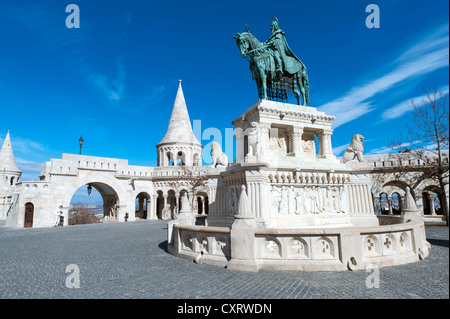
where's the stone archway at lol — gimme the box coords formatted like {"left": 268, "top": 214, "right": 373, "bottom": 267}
{"left": 195, "top": 191, "right": 209, "bottom": 215}
{"left": 377, "top": 180, "right": 409, "bottom": 215}
{"left": 422, "top": 186, "right": 444, "bottom": 216}
{"left": 135, "top": 192, "right": 151, "bottom": 219}
{"left": 64, "top": 179, "right": 123, "bottom": 225}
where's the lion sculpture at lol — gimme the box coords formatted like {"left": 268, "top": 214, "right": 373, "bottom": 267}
{"left": 247, "top": 122, "right": 261, "bottom": 156}
{"left": 342, "top": 134, "right": 365, "bottom": 163}
{"left": 211, "top": 142, "right": 229, "bottom": 167}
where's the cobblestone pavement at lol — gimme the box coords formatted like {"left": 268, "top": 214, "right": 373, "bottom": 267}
{"left": 0, "top": 220, "right": 448, "bottom": 299}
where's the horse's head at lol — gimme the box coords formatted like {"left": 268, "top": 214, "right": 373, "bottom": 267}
{"left": 233, "top": 32, "right": 251, "bottom": 58}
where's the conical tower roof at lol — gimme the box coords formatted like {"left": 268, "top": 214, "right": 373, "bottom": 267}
{"left": 0, "top": 131, "right": 21, "bottom": 172}
{"left": 157, "top": 80, "right": 201, "bottom": 147}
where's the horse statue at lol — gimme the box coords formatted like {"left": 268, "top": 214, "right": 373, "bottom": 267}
{"left": 234, "top": 28, "right": 310, "bottom": 106}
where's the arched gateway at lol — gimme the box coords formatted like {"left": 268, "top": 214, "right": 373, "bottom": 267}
{"left": 3, "top": 81, "right": 207, "bottom": 228}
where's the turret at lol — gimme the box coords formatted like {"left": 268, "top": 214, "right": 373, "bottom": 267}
{"left": 156, "top": 81, "right": 203, "bottom": 166}
{"left": 0, "top": 131, "right": 22, "bottom": 219}
{"left": 0, "top": 131, "right": 22, "bottom": 187}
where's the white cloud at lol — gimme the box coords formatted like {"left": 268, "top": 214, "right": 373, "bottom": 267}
{"left": 88, "top": 57, "right": 126, "bottom": 102}
{"left": 318, "top": 25, "right": 449, "bottom": 129}
{"left": 381, "top": 85, "right": 449, "bottom": 121}
{"left": 332, "top": 143, "right": 349, "bottom": 156}
{"left": 15, "top": 158, "right": 42, "bottom": 181}
{"left": 396, "top": 23, "right": 449, "bottom": 63}
{"left": 0, "top": 134, "right": 46, "bottom": 154}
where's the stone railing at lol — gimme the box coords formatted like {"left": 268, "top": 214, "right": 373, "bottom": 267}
{"left": 168, "top": 224, "right": 231, "bottom": 266}
{"left": 363, "top": 151, "right": 449, "bottom": 170}
{"left": 169, "top": 220, "right": 428, "bottom": 271}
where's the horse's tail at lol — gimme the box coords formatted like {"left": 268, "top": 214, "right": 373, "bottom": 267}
{"left": 302, "top": 68, "right": 310, "bottom": 105}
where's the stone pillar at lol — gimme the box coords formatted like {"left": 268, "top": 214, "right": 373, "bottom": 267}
{"left": 292, "top": 127, "right": 304, "bottom": 157}
{"left": 318, "top": 130, "right": 335, "bottom": 159}
{"left": 147, "top": 197, "right": 155, "bottom": 220}
{"left": 227, "top": 185, "right": 258, "bottom": 272}
{"left": 63, "top": 207, "right": 69, "bottom": 226}
{"left": 201, "top": 198, "right": 206, "bottom": 215}
{"left": 388, "top": 196, "right": 393, "bottom": 215}
{"left": 174, "top": 195, "right": 179, "bottom": 219}
{"left": 151, "top": 195, "right": 158, "bottom": 219}
{"left": 235, "top": 128, "right": 245, "bottom": 163}
{"left": 374, "top": 196, "right": 381, "bottom": 215}
{"left": 427, "top": 193, "right": 436, "bottom": 215}
{"left": 162, "top": 149, "right": 168, "bottom": 166}
{"left": 163, "top": 194, "right": 169, "bottom": 220}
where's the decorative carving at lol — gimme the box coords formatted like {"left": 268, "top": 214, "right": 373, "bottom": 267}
{"left": 291, "top": 238, "right": 308, "bottom": 258}
{"left": 269, "top": 127, "right": 287, "bottom": 154}
{"left": 270, "top": 185, "right": 347, "bottom": 215}
{"left": 302, "top": 138, "right": 315, "bottom": 156}
{"left": 180, "top": 191, "right": 192, "bottom": 214}
{"left": 236, "top": 185, "right": 253, "bottom": 219}
{"left": 315, "top": 238, "right": 333, "bottom": 258}
{"left": 227, "top": 187, "right": 238, "bottom": 215}
{"left": 264, "top": 238, "right": 281, "bottom": 257}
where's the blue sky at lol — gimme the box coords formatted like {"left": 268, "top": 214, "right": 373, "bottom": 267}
{"left": 1, "top": 0, "right": 449, "bottom": 189}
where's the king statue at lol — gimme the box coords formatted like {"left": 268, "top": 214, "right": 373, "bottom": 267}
{"left": 234, "top": 18, "right": 310, "bottom": 105}
{"left": 264, "top": 19, "right": 305, "bottom": 78}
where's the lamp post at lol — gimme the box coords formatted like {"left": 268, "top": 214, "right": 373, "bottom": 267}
{"left": 79, "top": 135, "right": 84, "bottom": 155}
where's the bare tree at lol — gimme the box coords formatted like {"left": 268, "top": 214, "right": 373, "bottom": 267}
{"left": 69, "top": 204, "right": 102, "bottom": 225}
{"left": 389, "top": 85, "right": 449, "bottom": 225}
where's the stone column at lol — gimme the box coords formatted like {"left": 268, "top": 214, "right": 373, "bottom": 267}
{"left": 201, "top": 198, "right": 206, "bottom": 215}
{"left": 374, "top": 196, "right": 381, "bottom": 215}
{"left": 388, "top": 196, "right": 393, "bottom": 215}
{"left": 150, "top": 194, "right": 158, "bottom": 220}
{"left": 174, "top": 195, "right": 179, "bottom": 219}
{"left": 146, "top": 198, "right": 153, "bottom": 220}
{"left": 63, "top": 207, "right": 69, "bottom": 226}
{"left": 173, "top": 151, "right": 178, "bottom": 166}
{"left": 292, "top": 127, "right": 304, "bottom": 157}
{"left": 427, "top": 193, "right": 436, "bottom": 215}
{"left": 235, "top": 128, "right": 245, "bottom": 163}
{"left": 162, "top": 149, "right": 168, "bottom": 166}
{"left": 227, "top": 185, "right": 258, "bottom": 272}
{"left": 318, "top": 130, "right": 335, "bottom": 159}
{"left": 163, "top": 194, "right": 169, "bottom": 220}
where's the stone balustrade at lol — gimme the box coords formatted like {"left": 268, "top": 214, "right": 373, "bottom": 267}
{"left": 169, "top": 219, "right": 428, "bottom": 271}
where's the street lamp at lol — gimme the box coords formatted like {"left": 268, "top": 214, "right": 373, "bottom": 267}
{"left": 79, "top": 135, "right": 84, "bottom": 155}
{"left": 87, "top": 183, "right": 92, "bottom": 196}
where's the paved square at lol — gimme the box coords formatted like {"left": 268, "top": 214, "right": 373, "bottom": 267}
{"left": 0, "top": 220, "right": 448, "bottom": 299}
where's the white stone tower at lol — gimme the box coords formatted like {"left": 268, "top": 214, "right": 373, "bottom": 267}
{"left": 0, "top": 131, "right": 22, "bottom": 219}
{"left": 157, "top": 80, "right": 203, "bottom": 167}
